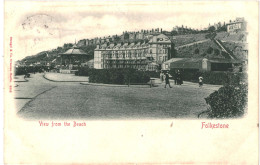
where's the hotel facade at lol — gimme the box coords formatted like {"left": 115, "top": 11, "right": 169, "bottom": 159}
{"left": 94, "top": 34, "right": 173, "bottom": 71}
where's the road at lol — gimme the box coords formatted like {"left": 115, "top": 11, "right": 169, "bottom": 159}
{"left": 15, "top": 73, "right": 220, "bottom": 120}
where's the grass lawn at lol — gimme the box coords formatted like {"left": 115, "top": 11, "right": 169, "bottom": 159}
{"left": 18, "top": 80, "right": 219, "bottom": 119}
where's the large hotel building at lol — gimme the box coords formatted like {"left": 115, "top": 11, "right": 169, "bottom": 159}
{"left": 94, "top": 34, "right": 173, "bottom": 70}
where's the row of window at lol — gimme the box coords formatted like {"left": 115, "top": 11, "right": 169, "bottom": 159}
{"left": 105, "top": 61, "right": 147, "bottom": 64}
{"left": 105, "top": 64, "right": 147, "bottom": 69}
{"left": 98, "top": 49, "right": 168, "bottom": 56}
{"left": 99, "top": 43, "right": 170, "bottom": 50}
{"left": 104, "top": 54, "right": 147, "bottom": 58}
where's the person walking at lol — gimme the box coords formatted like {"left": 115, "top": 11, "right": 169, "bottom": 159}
{"left": 174, "top": 70, "right": 177, "bottom": 85}
{"left": 176, "top": 70, "right": 183, "bottom": 85}
{"left": 164, "top": 72, "right": 172, "bottom": 88}
{"left": 160, "top": 71, "right": 164, "bottom": 83}
{"left": 199, "top": 76, "right": 203, "bottom": 87}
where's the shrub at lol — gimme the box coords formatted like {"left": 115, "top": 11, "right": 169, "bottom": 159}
{"left": 75, "top": 66, "right": 90, "bottom": 76}
{"left": 169, "top": 69, "right": 247, "bottom": 85}
{"left": 205, "top": 84, "right": 248, "bottom": 118}
{"left": 15, "top": 66, "right": 51, "bottom": 75}
{"left": 202, "top": 72, "right": 247, "bottom": 85}
{"left": 207, "top": 47, "right": 213, "bottom": 54}
{"left": 87, "top": 68, "right": 152, "bottom": 85}
{"left": 214, "top": 49, "right": 220, "bottom": 55}
{"left": 194, "top": 48, "right": 200, "bottom": 54}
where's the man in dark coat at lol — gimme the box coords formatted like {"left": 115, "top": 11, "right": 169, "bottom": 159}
{"left": 176, "top": 70, "right": 183, "bottom": 85}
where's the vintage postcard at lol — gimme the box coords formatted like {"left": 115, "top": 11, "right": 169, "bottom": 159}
{"left": 4, "top": 0, "right": 259, "bottom": 164}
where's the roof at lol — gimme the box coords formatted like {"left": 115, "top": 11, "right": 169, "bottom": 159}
{"left": 163, "top": 58, "right": 187, "bottom": 64}
{"left": 127, "top": 42, "right": 135, "bottom": 48}
{"left": 149, "top": 33, "right": 171, "bottom": 44}
{"left": 207, "top": 58, "right": 242, "bottom": 64}
{"left": 171, "top": 58, "right": 204, "bottom": 64}
{"left": 133, "top": 42, "right": 141, "bottom": 48}
{"left": 107, "top": 43, "right": 115, "bottom": 49}
{"left": 167, "top": 57, "right": 242, "bottom": 65}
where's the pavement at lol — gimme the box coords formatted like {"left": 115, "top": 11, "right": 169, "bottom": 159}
{"left": 14, "top": 72, "right": 221, "bottom": 119}
{"left": 43, "top": 72, "right": 221, "bottom": 90}
{"left": 14, "top": 75, "right": 28, "bottom": 82}
{"left": 44, "top": 72, "right": 89, "bottom": 82}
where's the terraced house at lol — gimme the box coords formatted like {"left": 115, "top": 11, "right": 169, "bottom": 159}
{"left": 94, "top": 34, "right": 173, "bottom": 70}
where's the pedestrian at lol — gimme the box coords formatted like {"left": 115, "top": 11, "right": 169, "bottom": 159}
{"left": 174, "top": 70, "right": 177, "bottom": 85}
{"left": 160, "top": 71, "right": 164, "bottom": 82}
{"left": 164, "top": 72, "right": 172, "bottom": 88}
{"left": 176, "top": 70, "right": 183, "bottom": 85}
{"left": 199, "top": 76, "right": 203, "bottom": 87}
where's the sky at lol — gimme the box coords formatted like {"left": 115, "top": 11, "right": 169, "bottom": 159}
{"left": 4, "top": 1, "right": 253, "bottom": 60}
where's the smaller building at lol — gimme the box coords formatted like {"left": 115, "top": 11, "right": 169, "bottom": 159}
{"left": 58, "top": 44, "right": 91, "bottom": 73}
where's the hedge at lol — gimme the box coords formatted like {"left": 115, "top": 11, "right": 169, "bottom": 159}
{"left": 15, "top": 66, "right": 52, "bottom": 75}
{"left": 169, "top": 69, "right": 247, "bottom": 85}
{"left": 75, "top": 66, "right": 91, "bottom": 76}
{"left": 86, "top": 68, "right": 156, "bottom": 84}
{"left": 205, "top": 84, "right": 248, "bottom": 118}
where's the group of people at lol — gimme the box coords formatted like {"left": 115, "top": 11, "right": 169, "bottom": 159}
{"left": 160, "top": 70, "right": 203, "bottom": 88}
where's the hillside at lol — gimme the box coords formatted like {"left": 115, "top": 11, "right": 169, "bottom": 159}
{"left": 20, "top": 43, "right": 95, "bottom": 65}
{"left": 19, "top": 30, "right": 247, "bottom": 66}
{"left": 174, "top": 31, "right": 248, "bottom": 61}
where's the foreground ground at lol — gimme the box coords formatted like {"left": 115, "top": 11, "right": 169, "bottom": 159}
{"left": 15, "top": 73, "right": 221, "bottom": 120}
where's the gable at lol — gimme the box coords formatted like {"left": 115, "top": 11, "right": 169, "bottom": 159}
{"left": 149, "top": 34, "right": 171, "bottom": 44}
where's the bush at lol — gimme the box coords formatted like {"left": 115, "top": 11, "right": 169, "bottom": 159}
{"left": 75, "top": 66, "right": 90, "bottom": 76}
{"left": 15, "top": 66, "right": 51, "bottom": 75}
{"left": 87, "top": 68, "right": 153, "bottom": 85}
{"left": 169, "top": 69, "right": 247, "bottom": 85}
{"left": 207, "top": 47, "right": 213, "bottom": 54}
{"left": 214, "top": 49, "right": 220, "bottom": 55}
{"left": 194, "top": 48, "right": 200, "bottom": 54}
{"left": 202, "top": 72, "right": 247, "bottom": 85}
{"left": 205, "top": 84, "right": 248, "bottom": 118}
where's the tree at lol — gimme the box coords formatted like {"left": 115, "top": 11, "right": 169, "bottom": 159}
{"left": 208, "top": 26, "right": 216, "bottom": 32}
{"left": 194, "top": 48, "right": 200, "bottom": 54}
{"left": 214, "top": 49, "right": 220, "bottom": 56}
{"left": 171, "top": 30, "right": 178, "bottom": 36}
{"left": 114, "top": 35, "right": 121, "bottom": 42}
{"left": 170, "top": 43, "right": 177, "bottom": 58}
{"left": 207, "top": 47, "right": 213, "bottom": 54}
